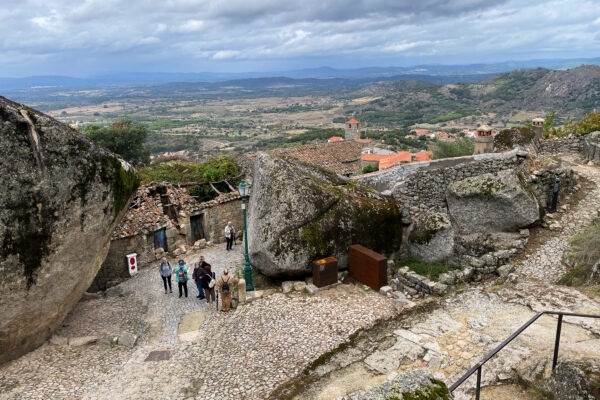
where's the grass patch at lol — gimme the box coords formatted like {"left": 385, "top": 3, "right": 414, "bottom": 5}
{"left": 395, "top": 255, "right": 458, "bottom": 281}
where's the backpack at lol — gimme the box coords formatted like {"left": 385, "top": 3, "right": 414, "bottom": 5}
{"left": 178, "top": 268, "right": 187, "bottom": 282}
{"left": 221, "top": 277, "right": 230, "bottom": 293}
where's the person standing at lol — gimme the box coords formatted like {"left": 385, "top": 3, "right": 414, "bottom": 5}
{"left": 224, "top": 221, "right": 235, "bottom": 251}
{"left": 158, "top": 257, "right": 173, "bottom": 294}
{"left": 192, "top": 262, "right": 206, "bottom": 300}
{"left": 203, "top": 265, "right": 216, "bottom": 304}
{"left": 216, "top": 269, "right": 239, "bottom": 312}
{"left": 175, "top": 259, "right": 189, "bottom": 298}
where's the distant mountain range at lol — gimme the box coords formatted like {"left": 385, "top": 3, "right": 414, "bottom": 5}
{"left": 2, "top": 56, "right": 600, "bottom": 91}
{"left": 346, "top": 65, "right": 600, "bottom": 126}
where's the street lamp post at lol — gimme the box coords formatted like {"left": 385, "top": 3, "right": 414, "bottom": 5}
{"left": 238, "top": 179, "right": 254, "bottom": 291}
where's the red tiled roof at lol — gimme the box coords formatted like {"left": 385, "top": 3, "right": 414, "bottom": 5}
{"left": 347, "top": 118, "right": 359, "bottom": 124}
{"left": 379, "top": 152, "right": 412, "bottom": 169}
{"left": 328, "top": 136, "right": 344, "bottom": 142}
{"left": 356, "top": 138, "right": 372, "bottom": 143}
{"left": 361, "top": 154, "right": 387, "bottom": 162}
{"left": 413, "top": 150, "right": 433, "bottom": 162}
{"left": 273, "top": 141, "right": 362, "bottom": 176}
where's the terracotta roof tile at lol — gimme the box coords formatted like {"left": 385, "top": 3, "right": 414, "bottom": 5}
{"left": 273, "top": 141, "right": 362, "bottom": 176}
{"left": 347, "top": 118, "right": 359, "bottom": 124}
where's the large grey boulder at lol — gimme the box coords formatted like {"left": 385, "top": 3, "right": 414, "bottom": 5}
{"left": 447, "top": 170, "right": 540, "bottom": 233}
{"left": 247, "top": 153, "right": 404, "bottom": 277}
{"left": 407, "top": 211, "right": 454, "bottom": 262}
{"left": 583, "top": 131, "right": 600, "bottom": 165}
{"left": 0, "top": 97, "right": 138, "bottom": 363}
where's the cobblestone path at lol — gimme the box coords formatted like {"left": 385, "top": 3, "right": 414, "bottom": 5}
{"left": 517, "top": 156, "right": 600, "bottom": 282}
{"left": 124, "top": 243, "right": 244, "bottom": 345}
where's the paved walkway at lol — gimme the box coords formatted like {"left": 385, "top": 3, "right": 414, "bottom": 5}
{"left": 122, "top": 243, "right": 244, "bottom": 345}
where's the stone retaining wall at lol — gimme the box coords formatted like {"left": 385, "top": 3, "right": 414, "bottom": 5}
{"left": 539, "top": 137, "right": 585, "bottom": 154}
{"left": 356, "top": 149, "right": 525, "bottom": 215}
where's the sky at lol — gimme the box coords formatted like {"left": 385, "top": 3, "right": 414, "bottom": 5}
{"left": 1, "top": 0, "right": 599, "bottom": 77}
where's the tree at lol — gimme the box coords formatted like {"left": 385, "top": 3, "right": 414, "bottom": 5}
{"left": 564, "top": 112, "right": 600, "bottom": 136}
{"left": 362, "top": 164, "right": 379, "bottom": 174}
{"left": 431, "top": 138, "right": 474, "bottom": 159}
{"left": 83, "top": 120, "right": 150, "bottom": 166}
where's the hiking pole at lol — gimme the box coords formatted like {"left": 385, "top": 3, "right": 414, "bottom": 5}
{"left": 216, "top": 290, "right": 219, "bottom": 311}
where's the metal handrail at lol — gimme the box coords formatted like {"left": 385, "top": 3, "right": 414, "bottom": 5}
{"left": 449, "top": 311, "right": 600, "bottom": 399}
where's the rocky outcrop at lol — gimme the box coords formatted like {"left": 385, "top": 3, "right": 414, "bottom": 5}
{"left": 247, "top": 152, "right": 405, "bottom": 277}
{"left": 447, "top": 170, "right": 540, "bottom": 233}
{"left": 349, "top": 370, "right": 453, "bottom": 399}
{"left": 0, "top": 96, "right": 138, "bottom": 363}
{"left": 546, "top": 360, "right": 600, "bottom": 400}
{"left": 407, "top": 211, "right": 454, "bottom": 262}
{"left": 583, "top": 131, "right": 600, "bottom": 165}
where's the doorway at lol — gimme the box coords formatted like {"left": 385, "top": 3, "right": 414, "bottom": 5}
{"left": 153, "top": 229, "right": 167, "bottom": 251}
{"left": 190, "top": 214, "right": 205, "bottom": 243}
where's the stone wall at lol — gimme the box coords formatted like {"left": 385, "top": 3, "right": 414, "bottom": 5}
{"left": 183, "top": 198, "right": 244, "bottom": 245}
{"left": 356, "top": 149, "right": 525, "bottom": 215}
{"left": 539, "top": 137, "right": 585, "bottom": 154}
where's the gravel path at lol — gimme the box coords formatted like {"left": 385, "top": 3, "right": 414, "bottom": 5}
{"left": 517, "top": 157, "right": 600, "bottom": 282}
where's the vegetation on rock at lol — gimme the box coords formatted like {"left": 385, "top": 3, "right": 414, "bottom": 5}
{"left": 396, "top": 255, "right": 458, "bottom": 281}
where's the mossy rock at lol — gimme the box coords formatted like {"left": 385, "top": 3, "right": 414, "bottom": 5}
{"left": 248, "top": 152, "right": 405, "bottom": 278}
{"left": 0, "top": 96, "right": 138, "bottom": 363}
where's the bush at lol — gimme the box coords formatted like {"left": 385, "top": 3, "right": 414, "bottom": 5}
{"left": 564, "top": 112, "right": 600, "bottom": 136}
{"left": 83, "top": 120, "right": 150, "bottom": 166}
{"left": 431, "top": 137, "right": 474, "bottom": 159}
{"left": 138, "top": 160, "right": 200, "bottom": 184}
{"left": 559, "top": 218, "right": 600, "bottom": 286}
{"left": 361, "top": 164, "right": 379, "bottom": 174}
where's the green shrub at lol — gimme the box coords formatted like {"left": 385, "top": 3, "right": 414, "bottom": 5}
{"left": 431, "top": 137, "right": 474, "bottom": 159}
{"left": 362, "top": 164, "right": 379, "bottom": 174}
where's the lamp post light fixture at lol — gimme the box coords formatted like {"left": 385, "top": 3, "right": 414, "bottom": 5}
{"left": 238, "top": 179, "right": 254, "bottom": 291}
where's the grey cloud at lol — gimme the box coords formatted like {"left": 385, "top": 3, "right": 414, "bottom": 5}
{"left": 0, "top": 0, "right": 599, "bottom": 76}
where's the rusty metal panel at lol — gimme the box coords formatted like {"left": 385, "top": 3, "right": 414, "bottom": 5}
{"left": 348, "top": 244, "right": 387, "bottom": 291}
{"left": 312, "top": 257, "right": 338, "bottom": 288}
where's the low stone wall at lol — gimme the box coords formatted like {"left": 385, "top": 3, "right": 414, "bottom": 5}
{"left": 357, "top": 149, "right": 525, "bottom": 214}
{"left": 539, "top": 137, "right": 585, "bottom": 154}
{"left": 527, "top": 168, "right": 577, "bottom": 210}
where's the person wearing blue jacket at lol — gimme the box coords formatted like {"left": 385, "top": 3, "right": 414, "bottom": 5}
{"left": 174, "top": 259, "right": 189, "bottom": 298}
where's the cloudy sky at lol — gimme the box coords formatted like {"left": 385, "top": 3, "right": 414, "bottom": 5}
{"left": 1, "top": 0, "right": 599, "bottom": 77}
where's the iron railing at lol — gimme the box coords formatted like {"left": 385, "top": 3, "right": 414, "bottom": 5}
{"left": 449, "top": 311, "right": 600, "bottom": 399}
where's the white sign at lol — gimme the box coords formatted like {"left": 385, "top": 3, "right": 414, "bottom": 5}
{"left": 126, "top": 253, "right": 138, "bottom": 276}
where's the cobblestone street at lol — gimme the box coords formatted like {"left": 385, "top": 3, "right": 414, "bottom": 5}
{"left": 0, "top": 242, "right": 397, "bottom": 400}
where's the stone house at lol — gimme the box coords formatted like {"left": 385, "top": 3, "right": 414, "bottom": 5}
{"left": 89, "top": 182, "right": 244, "bottom": 291}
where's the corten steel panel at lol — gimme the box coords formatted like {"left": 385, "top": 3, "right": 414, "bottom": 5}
{"left": 348, "top": 244, "right": 387, "bottom": 290}
{"left": 312, "top": 257, "right": 338, "bottom": 288}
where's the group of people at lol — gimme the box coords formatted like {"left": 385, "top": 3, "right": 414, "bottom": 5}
{"left": 158, "top": 255, "right": 239, "bottom": 312}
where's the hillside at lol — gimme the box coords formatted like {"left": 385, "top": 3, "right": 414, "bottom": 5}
{"left": 345, "top": 65, "right": 600, "bottom": 127}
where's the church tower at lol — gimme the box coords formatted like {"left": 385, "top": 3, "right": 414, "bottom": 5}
{"left": 345, "top": 118, "right": 360, "bottom": 140}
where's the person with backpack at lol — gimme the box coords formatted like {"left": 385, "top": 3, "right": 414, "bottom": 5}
{"left": 202, "top": 265, "right": 216, "bottom": 304}
{"left": 216, "top": 269, "right": 239, "bottom": 312}
{"left": 158, "top": 257, "right": 173, "bottom": 294}
{"left": 192, "top": 262, "right": 206, "bottom": 300}
{"left": 174, "top": 259, "right": 189, "bottom": 298}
